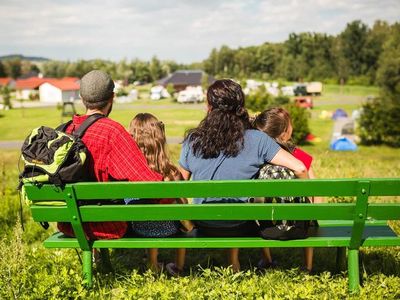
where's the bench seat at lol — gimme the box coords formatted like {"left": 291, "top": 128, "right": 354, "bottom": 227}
{"left": 44, "top": 224, "right": 400, "bottom": 249}
{"left": 24, "top": 178, "right": 400, "bottom": 293}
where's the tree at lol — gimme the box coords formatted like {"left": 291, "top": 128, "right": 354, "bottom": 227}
{"left": 149, "top": 56, "right": 164, "bottom": 82}
{"left": 4, "top": 59, "right": 22, "bottom": 79}
{"left": 255, "top": 43, "right": 282, "bottom": 79}
{"left": 363, "top": 20, "right": 391, "bottom": 83}
{"left": 359, "top": 23, "right": 400, "bottom": 147}
{"left": 203, "top": 48, "right": 219, "bottom": 75}
{"left": 339, "top": 20, "right": 369, "bottom": 76}
{"left": 1, "top": 86, "right": 12, "bottom": 109}
{"left": 0, "top": 61, "right": 6, "bottom": 77}
{"left": 376, "top": 23, "right": 400, "bottom": 99}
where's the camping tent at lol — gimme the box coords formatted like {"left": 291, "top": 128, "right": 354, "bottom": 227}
{"left": 332, "top": 109, "right": 348, "bottom": 120}
{"left": 330, "top": 137, "right": 357, "bottom": 151}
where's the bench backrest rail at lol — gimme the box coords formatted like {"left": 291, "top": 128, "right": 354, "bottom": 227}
{"left": 24, "top": 178, "right": 400, "bottom": 251}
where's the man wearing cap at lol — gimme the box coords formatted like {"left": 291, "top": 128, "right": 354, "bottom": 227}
{"left": 58, "top": 70, "right": 162, "bottom": 240}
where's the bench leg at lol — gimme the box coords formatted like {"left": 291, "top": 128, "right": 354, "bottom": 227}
{"left": 336, "top": 247, "right": 347, "bottom": 273}
{"left": 82, "top": 250, "right": 93, "bottom": 287}
{"left": 348, "top": 249, "right": 360, "bottom": 293}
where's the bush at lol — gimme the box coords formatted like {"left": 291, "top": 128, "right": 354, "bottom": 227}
{"left": 246, "top": 89, "right": 309, "bottom": 145}
{"left": 274, "top": 96, "right": 290, "bottom": 106}
{"left": 116, "top": 88, "right": 128, "bottom": 97}
{"left": 359, "top": 97, "right": 400, "bottom": 147}
{"left": 285, "top": 103, "right": 310, "bottom": 145}
{"left": 245, "top": 86, "right": 275, "bottom": 113}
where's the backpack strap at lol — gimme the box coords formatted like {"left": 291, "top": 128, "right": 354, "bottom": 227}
{"left": 56, "top": 120, "right": 73, "bottom": 132}
{"left": 73, "top": 113, "right": 105, "bottom": 138}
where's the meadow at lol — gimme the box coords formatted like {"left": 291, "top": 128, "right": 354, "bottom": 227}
{"left": 0, "top": 85, "right": 399, "bottom": 299}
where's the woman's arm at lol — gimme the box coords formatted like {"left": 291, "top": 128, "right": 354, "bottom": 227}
{"left": 270, "top": 148, "right": 309, "bottom": 179}
{"left": 179, "top": 167, "right": 192, "bottom": 181}
{"left": 308, "top": 166, "right": 323, "bottom": 203}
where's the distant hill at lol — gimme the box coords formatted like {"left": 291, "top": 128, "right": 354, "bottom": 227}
{"left": 0, "top": 54, "right": 50, "bottom": 62}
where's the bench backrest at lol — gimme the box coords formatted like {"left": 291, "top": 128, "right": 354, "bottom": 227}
{"left": 24, "top": 178, "right": 400, "bottom": 250}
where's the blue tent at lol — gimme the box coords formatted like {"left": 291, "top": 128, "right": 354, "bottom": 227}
{"left": 330, "top": 137, "right": 357, "bottom": 151}
{"left": 332, "top": 109, "right": 348, "bottom": 120}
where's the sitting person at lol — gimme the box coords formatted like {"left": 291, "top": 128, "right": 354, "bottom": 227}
{"left": 253, "top": 107, "right": 321, "bottom": 273}
{"left": 179, "top": 79, "right": 308, "bottom": 272}
{"left": 58, "top": 70, "right": 162, "bottom": 240}
{"left": 128, "top": 113, "right": 191, "bottom": 275}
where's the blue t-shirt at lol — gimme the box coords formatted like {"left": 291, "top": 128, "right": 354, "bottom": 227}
{"left": 179, "top": 129, "right": 281, "bottom": 204}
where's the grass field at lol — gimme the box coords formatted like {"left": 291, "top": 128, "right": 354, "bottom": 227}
{"left": 0, "top": 84, "right": 399, "bottom": 299}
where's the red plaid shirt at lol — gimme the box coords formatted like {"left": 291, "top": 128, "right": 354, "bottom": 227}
{"left": 58, "top": 114, "right": 162, "bottom": 239}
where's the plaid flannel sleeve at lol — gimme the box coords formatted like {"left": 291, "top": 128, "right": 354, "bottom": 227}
{"left": 108, "top": 127, "right": 163, "bottom": 182}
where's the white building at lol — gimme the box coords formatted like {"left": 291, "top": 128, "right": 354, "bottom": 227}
{"left": 39, "top": 79, "right": 80, "bottom": 103}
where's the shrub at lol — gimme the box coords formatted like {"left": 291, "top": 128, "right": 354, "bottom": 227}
{"left": 246, "top": 89, "right": 310, "bottom": 145}
{"left": 274, "top": 95, "right": 290, "bottom": 106}
{"left": 285, "top": 103, "right": 310, "bottom": 145}
{"left": 359, "top": 23, "right": 400, "bottom": 148}
{"left": 245, "top": 86, "right": 275, "bottom": 113}
{"left": 116, "top": 88, "right": 128, "bottom": 97}
{"left": 359, "top": 97, "right": 400, "bottom": 147}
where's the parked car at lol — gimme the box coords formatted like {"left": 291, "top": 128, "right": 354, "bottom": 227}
{"left": 294, "top": 96, "right": 313, "bottom": 109}
{"left": 293, "top": 83, "right": 307, "bottom": 96}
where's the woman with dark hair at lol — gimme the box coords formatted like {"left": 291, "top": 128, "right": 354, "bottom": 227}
{"left": 179, "top": 79, "right": 308, "bottom": 272}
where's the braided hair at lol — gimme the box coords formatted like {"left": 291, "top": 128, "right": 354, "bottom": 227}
{"left": 185, "top": 79, "right": 251, "bottom": 158}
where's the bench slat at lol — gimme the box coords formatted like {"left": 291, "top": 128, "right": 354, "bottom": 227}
{"left": 367, "top": 204, "right": 400, "bottom": 220}
{"left": 31, "top": 203, "right": 400, "bottom": 222}
{"left": 42, "top": 225, "right": 400, "bottom": 249}
{"left": 23, "top": 178, "right": 400, "bottom": 201}
{"left": 30, "top": 204, "right": 356, "bottom": 222}
{"left": 30, "top": 206, "right": 70, "bottom": 222}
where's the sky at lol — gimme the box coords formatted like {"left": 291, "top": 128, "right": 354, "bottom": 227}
{"left": 0, "top": 0, "right": 399, "bottom": 63}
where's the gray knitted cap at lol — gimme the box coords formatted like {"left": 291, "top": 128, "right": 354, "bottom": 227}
{"left": 80, "top": 70, "right": 115, "bottom": 109}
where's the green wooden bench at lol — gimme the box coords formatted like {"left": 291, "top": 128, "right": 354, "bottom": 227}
{"left": 24, "top": 178, "right": 400, "bottom": 293}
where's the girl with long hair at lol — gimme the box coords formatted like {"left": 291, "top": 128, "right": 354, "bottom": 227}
{"left": 253, "top": 107, "right": 322, "bottom": 272}
{"left": 128, "top": 113, "right": 190, "bottom": 275}
{"left": 179, "top": 79, "right": 309, "bottom": 271}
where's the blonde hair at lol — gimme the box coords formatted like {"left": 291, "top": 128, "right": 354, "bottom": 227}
{"left": 129, "top": 113, "right": 182, "bottom": 181}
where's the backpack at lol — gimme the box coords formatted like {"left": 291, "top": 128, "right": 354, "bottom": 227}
{"left": 257, "top": 164, "right": 314, "bottom": 240}
{"left": 19, "top": 114, "right": 104, "bottom": 189}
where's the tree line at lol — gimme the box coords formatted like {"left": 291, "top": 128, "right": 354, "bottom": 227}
{"left": 0, "top": 20, "right": 397, "bottom": 86}
{"left": 203, "top": 20, "right": 397, "bottom": 85}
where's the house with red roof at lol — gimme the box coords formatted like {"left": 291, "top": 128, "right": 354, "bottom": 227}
{"left": 15, "top": 76, "right": 80, "bottom": 102}
{"left": 39, "top": 78, "right": 80, "bottom": 103}
{"left": 15, "top": 77, "right": 47, "bottom": 100}
{"left": 0, "top": 77, "right": 16, "bottom": 89}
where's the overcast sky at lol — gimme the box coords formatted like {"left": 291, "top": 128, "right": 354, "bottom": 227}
{"left": 0, "top": 0, "right": 399, "bottom": 63}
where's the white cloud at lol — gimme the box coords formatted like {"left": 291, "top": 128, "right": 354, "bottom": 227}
{"left": 0, "top": 0, "right": 398, "bottom": 63}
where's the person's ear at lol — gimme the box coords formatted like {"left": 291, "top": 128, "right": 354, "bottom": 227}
{"left": 278, "top": 131, "right": 288, "bottom": 143}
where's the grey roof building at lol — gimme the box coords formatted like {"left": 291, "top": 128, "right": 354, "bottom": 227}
{"left": 158, "top": 70, "right": 215, "bottom": 91}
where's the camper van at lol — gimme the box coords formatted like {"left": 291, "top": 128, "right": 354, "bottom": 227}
{"left": 177, "top": 86, "right": 204, "bottom": 103}
{"left": 150, "top": 85, "right": 170, "bottom": 100}
{"left": 306, "top": 82, "right": 323, "bottom": 95}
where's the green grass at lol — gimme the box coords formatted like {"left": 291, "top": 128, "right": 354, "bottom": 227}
{"left": 1, "top": 84, "right": 399, "bottom": 298}
{"left": 0, "top": 101, "right": 206, "bottom": 140}
{"left": 323, "top": 84, "right": 379, "bottom": 97}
